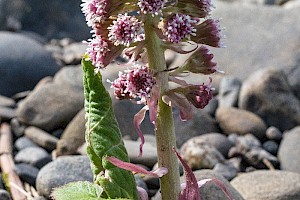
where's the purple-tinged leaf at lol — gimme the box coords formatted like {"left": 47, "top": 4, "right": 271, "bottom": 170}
{"left": 106, "top": 156, "right": 168, "bottom": 177}
{"left": 173, "top": 147, "right": 200, "bottom": 200}
{"left": 133, "top": 105, "right": 149, "bottom": 157}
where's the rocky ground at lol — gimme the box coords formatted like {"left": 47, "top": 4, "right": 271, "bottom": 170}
{"left": 0, "top": 0, "right": 300, "bottom": 200}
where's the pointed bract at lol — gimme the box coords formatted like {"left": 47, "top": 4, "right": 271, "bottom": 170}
{"left": 106, "top": 156, "right": 168, "bottom": 177}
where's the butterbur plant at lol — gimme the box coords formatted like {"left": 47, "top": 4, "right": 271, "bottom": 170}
{"left": 51, "top": 0, "right": 231, "bottom": 200}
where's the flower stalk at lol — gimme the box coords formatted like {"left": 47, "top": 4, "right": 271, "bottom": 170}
{"left": 144, "top": 15, "right": 181, "bottom": 200}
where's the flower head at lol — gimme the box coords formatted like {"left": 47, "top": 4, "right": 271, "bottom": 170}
{"left": 108, "top": 14, "right": 145, "bottom": 47}
{"left": 111, "top": 64, "right": 155, "bottom": 100}
{"left": 171, "top": 46, "right": 218, "bottom": 75}
{"left": 85, "top": 35, "right": 124, "bottom": 70}
{"left": 192, "top": 19, "right": 223, "bottom": 47}
{"left": 138, "top": 0, "right": 165, "bottom": 15}
{"left": 184, "top": 78, "right": 213, "bottom": 109}
{"left": 163, "top": 14, "right": 199, "bottom": 43}
{"left": 81, "top": 0, "right": 109, "bottom": 26}
{"left": 85, "top": 35, "right": 109, "bottom": 70}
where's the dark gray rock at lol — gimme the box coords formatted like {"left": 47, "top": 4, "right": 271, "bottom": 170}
{"left": 0, "top": 31, "right": 58, "bottom": 97}
{"left": 213, "top": 162, "right": 238, "bottom": 181}
{"left": 239, "top": 68, "right": 300, "bottom": 131}
{"left": 24, "top": 126, "right": 58, "bottom": 151}
{"left": 14, "top": 136, "right": 38, "bottom": 151}
{"left": 265, "top": 126, "right": 283, "bottom": 141}
{"left": 262, "top": 140, "right": 278, "bottom": 156}
{"left": 56, "top": 108, "right": 85, "bottom": 156}
{"left": 17, "top": 82, "right": 84, "bottom": 132}
{"left": 52, "top": 66, "right": 83, "bottom": 91}
{"left": 14, "top": 163, "right": 39, "bottom": 186}
{"left": 3, "top": 0, "right": 90, "bottom": 41}
{"left": 0, "top": 189, "right": 11, "bottom": 200}
{"left": 14, "top": 146, "right": 52, "bottom": 169}
{"left": 174, "top": 109, "right": 220, "bottom": 147}
{"left": 278, "top": 126, "right": 300, "bottom": 173}
{"left": 231, "top": 170, "right": 300, "bottom": 200}
{"left": 216, "top": 107, "right": 267, "bottom": 140}
{"left": 36, "top": 155, "right": 93, "bottom": 197}
{"left": 218, "top": 76, "right": 242, "bottom": 108}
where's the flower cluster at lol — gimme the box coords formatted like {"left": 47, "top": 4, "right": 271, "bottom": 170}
{"left": 81, "top": 0, "right": 223, "bottom": 155}
{"left": 108, "top": 14, "right": 144, "bottom": 47}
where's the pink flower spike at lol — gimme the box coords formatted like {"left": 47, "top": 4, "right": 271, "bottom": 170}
{"left": 106, "top": 156, "right": 168, "bottom": 177}
{"left": 133, "top": 105, "right": 149, "bottom": 157}
{"left": 173, "top": 147, "right": 200, "bottom": 200}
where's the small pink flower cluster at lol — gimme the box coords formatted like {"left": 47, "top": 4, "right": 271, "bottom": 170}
{"left": 111, "top": 64, "right": 155, "bottom": 100}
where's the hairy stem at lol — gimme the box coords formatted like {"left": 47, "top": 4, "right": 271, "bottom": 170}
{"left": 144, "top": 15, "right": 181, "bottom": 200}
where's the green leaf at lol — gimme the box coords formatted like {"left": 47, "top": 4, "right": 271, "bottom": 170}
{"left": 51, "top": 181, "right": 103, "bottom": 200}
{"left": 82, "top": 58, "right": 139, "bottom": 200}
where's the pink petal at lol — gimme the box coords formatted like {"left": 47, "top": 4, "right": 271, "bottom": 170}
{"left": 133, "top": 105, "right": 149, "bottom": 157}
{"left": 106, "top": 156, "right": 168, "bottom": 177}
{"left": 137, "top": 187, "right": 148, "bottom": 200}
{"left": 173, "top": 147, "right": 200, "bottom": 200}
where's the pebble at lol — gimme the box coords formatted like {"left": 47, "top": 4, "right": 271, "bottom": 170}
{"left": 278, "top": 126, "right": 300, "bottom": 173}
{"left": 0, "top": 189, "right": 11, "bottom": 200}
{"left": 17, "top": 81, "right": 84, "bottom": 132}
{"left": 0, "top": 95, "right": 15, "bottom": 107}
{"left": 216, "top": 107, "right": 267, "bottom": 140}
{"left": 213, "top": 162, "right": 239, "bottom": 181}
{"left": 181, "top": 143, "right": 225, "bottom": 170}
{"left": 231, "top": 170, "right": 300, "bottom": 200}
{"left": 14, "top": 136, "right": 38, "bottom": 151}
{"left": 265, "top": 126, "right": 283, "bottom": 141}
{"left": 56, "top": 108, "right": 85, "bottom": 156}
{"left": 24, "top": 126, "right": 58, "bottom": 151}
{"left": 10, "top": 118, "right": 26, "bottom": 137}
{"left": 262, "top": 140, "right": 279, "bottom": 155}
{"left": 180, "top": 133, "right": 233, "bottom": 158}
{"left": 14, "top": 163, "right": 39, "bottom": 187}
{"left": 285, "top": 65, "right": 300, "bottom": 99}
{"left": 0, "top": 106, "right": 16, "bottom": 120}
{"left": 14, "top": 146, "right": 52, "bottom": 169}
{"left": 36, "top": 155, "right": 93, "bottom": 197}
{"left": 174, "top": 109, "right": 220, "bottom": 147}
{"left": 0, "top": 31, "right": 59, "bottom": 97}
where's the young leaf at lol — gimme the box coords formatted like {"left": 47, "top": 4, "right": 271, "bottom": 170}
{"left": 51, "top": 181, "right": 103, "bottom": 200}
{"left": 82, "top": 57, "right": 139, "bottom": 200}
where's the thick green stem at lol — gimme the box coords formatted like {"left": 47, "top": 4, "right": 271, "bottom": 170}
{"left": 144, "top": 15, "right": 181, "bottom": 200}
